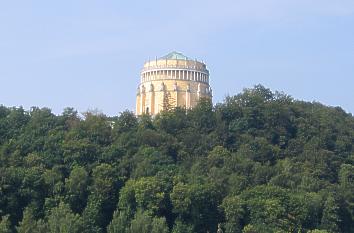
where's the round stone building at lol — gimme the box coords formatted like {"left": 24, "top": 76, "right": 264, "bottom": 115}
{"left": 136, "top": 51, "right": 212, "bottom": 115}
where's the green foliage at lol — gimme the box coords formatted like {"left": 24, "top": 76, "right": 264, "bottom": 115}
{"left": 321, "top": 194, "right": 340, "bottom": 233}
{"left": 207, "top": 146, "right": 231, "bottom": 168}
{"left": 128, "top": 210, "right": 152, "bottom": 233}
{"left": 0, "top": 86, "right": 353, "bottom": 232}
{"left": 65, "top": 166, "right": 88, "bottom": 213}
{"left": 82, "top": 196, "right": 104, "bottom": 233}
{"left": 35, "top": 219, "right": 48, "bottom": 233}
{"left": 16, "top": 207, "right": 48, "bottom": 233}
{"left": 113, "top": 111, "right": 138, "bottom": 135}
{"left": 171, "top": 220, "right": 193, "bottom": 233}
{"left": 118, "top": 176, "right": 168, "bottom": 216}
{"left": 307, "top": 230, "right": 329, "bottom": 233}
{"left": 107, "top": 210, "right": 130, "bottom": 233}
{"left": 0, "top": 215, "right": 11, "bottom": 233}
{"left": 47, "top": 202, "right": 83, "bottom": 233}
{"left": 170, "top": 181, "right": 221, "bottom": 232}
{"left": 151, "top": 217, "right": 169, "bottom": 233}
{"left": 221, "top": 196, "right": 245, "bottom": 233}
{"left": 16, "top": 207, "right": 38, "bottom": 233}
{"left": 338, "top": 164, "right": 354, "bottom": 232}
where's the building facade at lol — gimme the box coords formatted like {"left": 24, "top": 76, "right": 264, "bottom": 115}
{"left": 136, "top": 52, "right": 212, "bottom": 115}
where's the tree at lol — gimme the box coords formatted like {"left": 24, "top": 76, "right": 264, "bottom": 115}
{"left": 188, "top": 98, "right": 216, "bottom": 134}
{"left": 321, "top": 194, "right": 340, "bottom": 233}
{"left": 82, "top": 196, "right": 103, "bottom": 233}
{"left": 118, "top": 177, "right": 167, "bottom": 216}
{"left": 113, "top": 111, "right": 137, "bottom": 135}
{"left": 47, "top": 202, "right": 83, "bottom": 233}
{"left": 65, "top": 166, "right": 89, "bottom": 213}
{"left": 171, "top": 182, "right": 221, "bottom": 233}
{"left": 338, "top": 164, "right": 354, "bottom": 232}
{"left": 88, "top": 163, "right": 120, "bottom": 230}
{"left": 0, "top": 215, "right": 11, "bottom": 233}
{"left": 128, "top": 210, "right": 152, "bottom": 233}
{"left": 107, "top": 210, "right": 130, "bottom": 233}
{"left": 43, "top": 166, "right": 64, "bottom": 198}
{"left": 162, "top": 91, "right": 174, "bottom": 112}
{"left": 307, "top": 230, "right": 329, "bottom": 233}
{"left": 35, "top": 219, "right": 49, "bottom": 233}
{"left": 242, "top": 224, "right": 257, "bottom": 233}
{"left": 172, "top": 220, "right": 193, "bottom": 233}
{"left": 235, "top": 185, "right": 310, "bottom": 232}
{"left": 151, "top": 216, "right": 169, "bottom": 233}
{"left": 154, "top": 107, "right": 188, "bottom": 135}
{"left": 207, "top": 146, "right": 231, "bottom": 168}
{"left": 16, "top": 207, "right": 38, "bottom": 233}
{"left": 221, "top": 196, "right": 245, "bottom": 233}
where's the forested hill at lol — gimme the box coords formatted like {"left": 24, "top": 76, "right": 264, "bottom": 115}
{"left": 0, "top": 85, "right": 353, "bottom": 233}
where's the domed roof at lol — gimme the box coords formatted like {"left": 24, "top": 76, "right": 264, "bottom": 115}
{"left": 159, "top": 51, "right": 191, "bottom": 60}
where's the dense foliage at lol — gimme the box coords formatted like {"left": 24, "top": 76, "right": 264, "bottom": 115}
{"left": 0, "top": 85, "right": 353, "bottom": 233}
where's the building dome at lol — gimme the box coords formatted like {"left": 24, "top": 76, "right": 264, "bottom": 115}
{"left": 136, "top": 52, "right": 212, "bottom": 115}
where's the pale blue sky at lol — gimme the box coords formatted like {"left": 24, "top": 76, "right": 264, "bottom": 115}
{"left": 0, "top": 0, "right": 354, "bottom": 115}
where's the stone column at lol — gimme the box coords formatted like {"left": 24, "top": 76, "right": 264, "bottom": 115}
{"left": 136, "top": 87, "right": 140, "bottom": 115}
{"left": 173, "top": 81, "right": 178, "bottom": 107}
{"left": 186, "top": 84, "right": 191, "bottom": 108}
{"left": 148, "top": 83, "right": 155, "bottom": 115}
{"left": 157, "top": 82, "right": 165, "bottom": 112}
{"left": 140, "top": 85, "right": 146, "bottom": 114}
{"left": 197, "top": 83, "right": 201, "bottom": 100}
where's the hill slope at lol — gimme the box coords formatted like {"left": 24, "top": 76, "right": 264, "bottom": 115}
{"left": 0, "top": 85, "right": 353, "bottom": 233}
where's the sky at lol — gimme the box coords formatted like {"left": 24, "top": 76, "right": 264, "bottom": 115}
{"left": 0, "top": 0, "right": 354, "bottom": 116}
